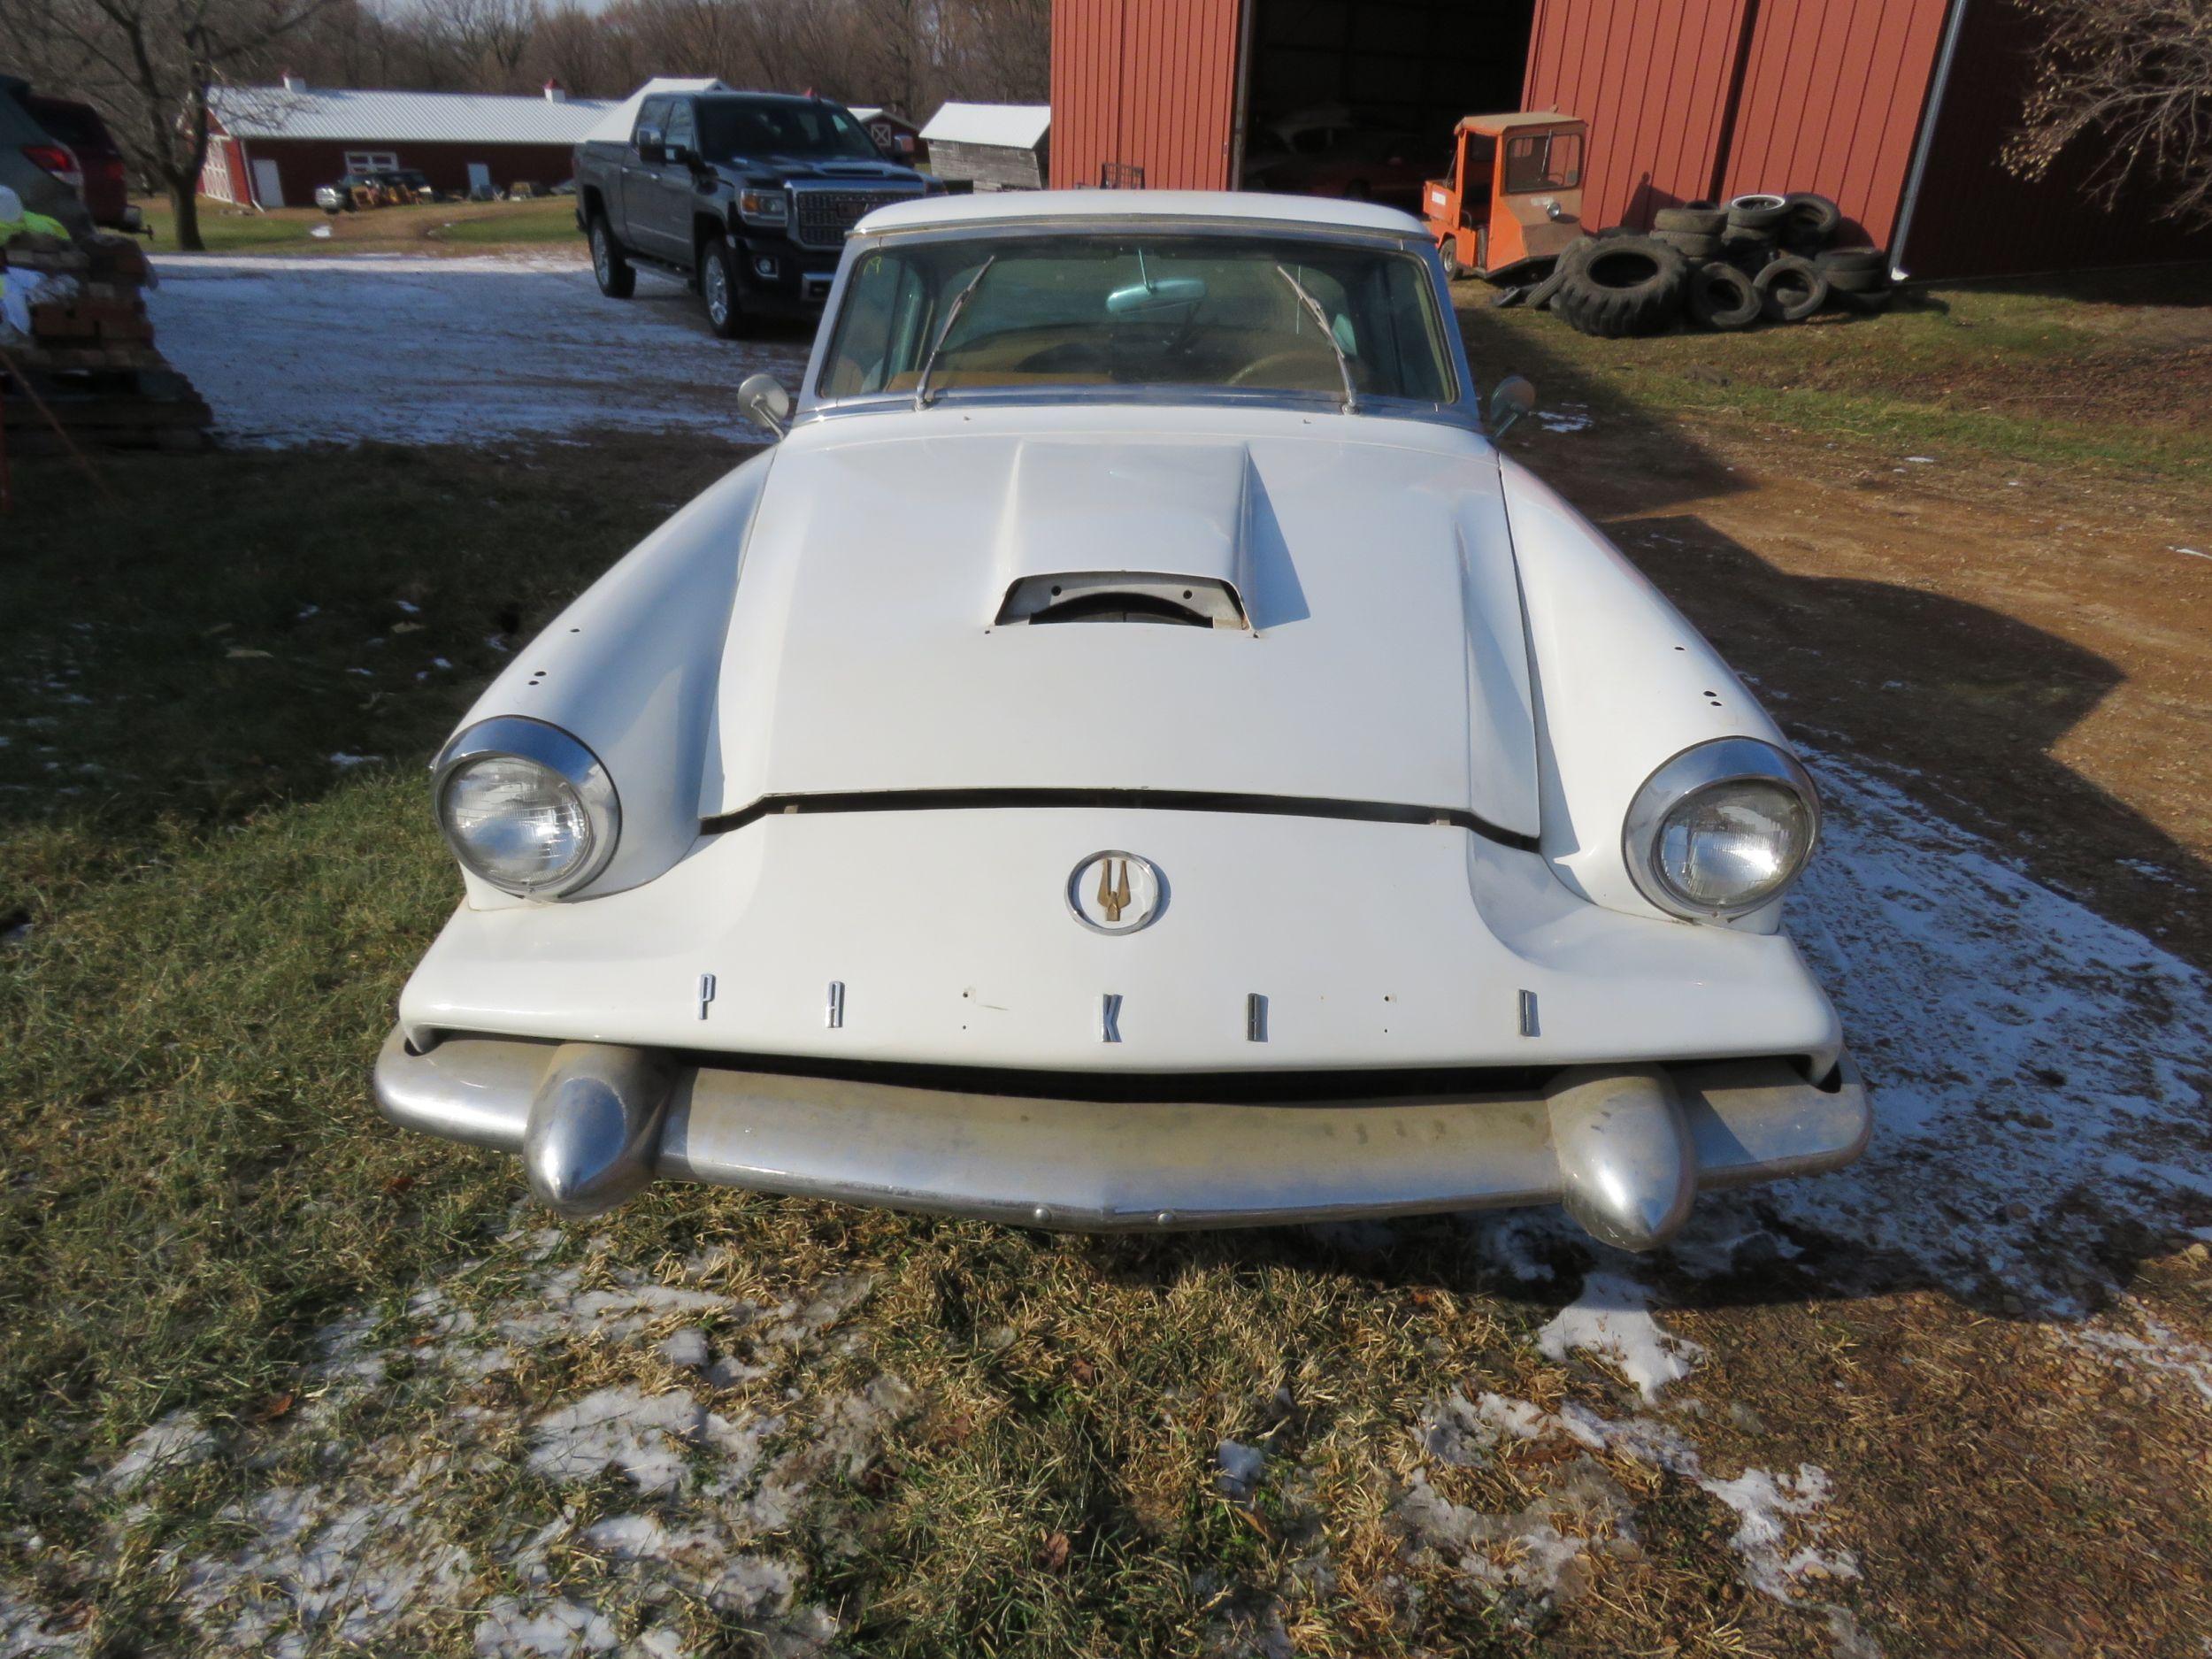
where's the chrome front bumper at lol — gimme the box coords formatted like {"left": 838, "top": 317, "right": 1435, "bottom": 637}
{"left": 373, "top": 1028, "right": 1870, "bottom": 1252}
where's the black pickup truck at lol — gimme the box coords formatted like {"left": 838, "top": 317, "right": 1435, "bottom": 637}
{"left": 573, "top": 91, "right": 933, "bottom": 337}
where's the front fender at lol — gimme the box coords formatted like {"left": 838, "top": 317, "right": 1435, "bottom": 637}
{"left": 1501, "top": 456, "right": 1799, "bottom": 933}
{"left": 443, "top": 450, "right": 776, "bottom": 908}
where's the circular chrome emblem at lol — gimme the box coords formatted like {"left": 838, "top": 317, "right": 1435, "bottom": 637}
{"left": 1066, "top": 850, "right": 1164, "bottom": 935}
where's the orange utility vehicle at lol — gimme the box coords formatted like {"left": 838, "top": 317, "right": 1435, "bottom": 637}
{"left": 1424, "top": 111, "right": 1586, "bottom": 280}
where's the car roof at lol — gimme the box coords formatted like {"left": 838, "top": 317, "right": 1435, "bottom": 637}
{"left": 859, "top": 189, "right": 1425, "bottom": 238}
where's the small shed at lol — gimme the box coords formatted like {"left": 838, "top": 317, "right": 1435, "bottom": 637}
{"left": 200, "top": 79, "right": 611, "bottom": 208}
{"left": 849, "top": 106, "right": 927, "bottom": 166}
{"left": 919, "top": 103, "right": 1050, "bottom": 191}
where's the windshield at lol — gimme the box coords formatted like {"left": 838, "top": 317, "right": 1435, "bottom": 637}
{"left": 818, "top": 232, "right": 1458, "bottom": 404}
{"left": 699, "top": 98, "right": 880, "bottom": 162}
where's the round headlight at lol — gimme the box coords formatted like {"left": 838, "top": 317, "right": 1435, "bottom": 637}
{"left": 433, "top": 718, "right": 618, "bottom": 898}
{"left": 1624, "top": 738, "right": 1818, "bottom": 921}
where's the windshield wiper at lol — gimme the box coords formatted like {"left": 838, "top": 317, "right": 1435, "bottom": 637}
{"left": 914, "top": 255, "right": 998, "bottom": 410}
{"left": 1271, "top": 263, "right": 1358, "bottom": 413}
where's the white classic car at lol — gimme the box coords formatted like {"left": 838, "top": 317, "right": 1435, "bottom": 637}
{"left": 376, "top": 191, "right": 1869, "bottom": 1252}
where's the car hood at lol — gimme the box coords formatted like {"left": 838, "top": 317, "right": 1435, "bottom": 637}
{"left": 706, "top": 409, "right": 1540, "bottom": 838}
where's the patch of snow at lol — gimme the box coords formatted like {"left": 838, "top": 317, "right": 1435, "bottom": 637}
{"left": 2065, "top": 1303, "right": 2212, "bottom": 1403}
{"left": 1770, "top": 753, "right": 2212, "bottom": 1310}
{"left": 327, "top": 752, "right": 380, "bottom": 768}
{"left": 149, "top": 253, "right": 807, "bottom": 447}
{"left": 1217, "top": 1439, "right": 1266, "bottom": 1498}
{"left": 1536, "top": 1271, "right": 1703, "bottom": 1402}
{"left": 2170, "top": 546, "right": 2209, "bottom": 561}
{"left": 658, "top": 1328, "right": 710, "bottom": 1370}
{"left": 102, "top": 1409, "right": 215, "bottom": 1493}
{"left": 526, "top": 1386, "right": 761, "bottom": 1496}
{"left": 472, "top": 1595, "right": 618, "bottom": 1657}
{"left": 1536, "top": 409, "right": 1593, "bottom": 434}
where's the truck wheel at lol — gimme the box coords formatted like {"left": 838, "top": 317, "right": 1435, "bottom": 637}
{"left": 700, "top": 237, "right": 749, "bottom": 339}
{"left": 590, "top": 217, "right": 635, "bottom": 299}
{"left": 1439, "top": 238, "right": 1463, "bottom": 280}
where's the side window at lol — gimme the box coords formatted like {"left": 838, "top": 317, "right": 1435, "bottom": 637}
{"left": 635, "top": 96, "right": 668, "bottom": 142}
{"left": 1504, "top": 133, "right": 1579, "bottom": 193}
{"left": 664, "top": 100, "right": 695, "bottom": 153}
{"left": 1549, "top": 131, "right": 1583, "bottom": 188}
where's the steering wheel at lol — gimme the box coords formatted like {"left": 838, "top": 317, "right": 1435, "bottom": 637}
{"left": 1226, "top": 348, "right": 1331, "bottom": 388}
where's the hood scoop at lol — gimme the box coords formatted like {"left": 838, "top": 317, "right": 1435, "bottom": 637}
{"left": 996, "top": 572, "right": 1247, "bottom": 628}
{"left": 992, "top": 439, "right": 1256, "bottom": 632}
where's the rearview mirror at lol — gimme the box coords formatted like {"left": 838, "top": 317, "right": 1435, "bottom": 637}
{"left": 634, "top": 125, "right": 664, "bottom": 162}
{"left": 1487, "top": 373, "right": 1535, "bottom": 437}
{"left": 739, "top": 372, "right": 792, "bottom": 438}
{"left": 1106, "top": 275, "right": 1208, "bottom": 316}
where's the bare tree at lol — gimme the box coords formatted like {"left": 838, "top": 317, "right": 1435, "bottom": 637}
{"left": 11, "top": 0, "right": 332, "bottom": 248}
{"left": 2005, "top": 0, "right": 2212, "bottom": 227}
{"left": 413, "top": 0, "right": 541, "bottom": 90}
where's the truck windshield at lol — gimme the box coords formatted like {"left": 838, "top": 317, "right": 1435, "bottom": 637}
{"left": 818, "top": 232, "right": 1457, "bottom": 404}
{"left": 698, "top": 99, "right": 880, "bottom": 162}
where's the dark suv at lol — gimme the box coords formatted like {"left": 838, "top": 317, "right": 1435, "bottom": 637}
{"left": 573, "top": 92, "right": 932, "bottom": 337}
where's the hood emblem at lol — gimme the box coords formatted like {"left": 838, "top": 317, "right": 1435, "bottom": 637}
{"left": 1068, "top": 850, "right": 1162, "bottom": 935}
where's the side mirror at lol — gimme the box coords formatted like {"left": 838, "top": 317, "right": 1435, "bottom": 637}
{"left": 1487, "top": 373, "right": 1535, "bottom": 437}
{"left": 739, "top": 372, "right": 792, "bottom": 438}
{"left": 634, "top": 125, "right": 664, "bottom": 163}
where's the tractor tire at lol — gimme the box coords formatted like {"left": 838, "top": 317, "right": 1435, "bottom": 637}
{"left": 1780, "top": 191, "right": 1842, "bottom": 250}
{"left": 1726, "top": 192, "right": 1791, "bottom": 231}
{"left": 589, "top": 215, "right": 635, "bottom": 300}
{"left": 1754, "top": 253, "right": 1830, "bottom": 322}
{"left": 1720, "top": 227, "right": 1780, "bottom": 272}
{"left": 1655, "top": 229, "right": 1723, "bottom": 260}
{"left": 1687, "top": 260, "right": 1761, "bottom": 330}
{"left": 1553, "top": 234, "right": 1688, "bottom": 337}
{"left": 1654, "top": 204, "right": 1728, "bottom": 236}
{"left": 1439, "top": 239, "right": 1464, "bottom": 280}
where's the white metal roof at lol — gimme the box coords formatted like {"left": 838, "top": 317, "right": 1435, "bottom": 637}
{"left": 212, "top": 84, "right": 613, "bottom": 145}
{"left": 858, "top": 188, "right": 1424, "bottom": 236}
{"left": 918, "top": 102, "right": 1051, "bottom": 150}
{"left": 580, "top": 78, "right": 733, "bottom": 146}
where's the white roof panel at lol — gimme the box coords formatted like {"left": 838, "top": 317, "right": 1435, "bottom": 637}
{"left": 858, "top": 189, "right": 1425, "bottom": 237}
{"left": 580, "top": 78, "right": 733, "bottom": 146}
{"left": 213, "top": 84, "right": 613, "bottom": 146}
{"left": 918, "top": 102, "right": 1050, "bottom": 150}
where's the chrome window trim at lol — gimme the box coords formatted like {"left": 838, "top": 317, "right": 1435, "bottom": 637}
{"left": 433, "top": 716, "right": 622, "bottom": 899}
{"left": 797, "top": 217, "right": 1472, "bottom": 424}
{"left": 1621, "top": 737, "right": 1821, "bottom": 923}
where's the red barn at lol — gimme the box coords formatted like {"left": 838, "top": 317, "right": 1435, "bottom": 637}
{"left": 1048, "top": 0, "right": 2212, "bottom": 280}
{"left": 200, "top": 79, "right": 613, "bottom": 209}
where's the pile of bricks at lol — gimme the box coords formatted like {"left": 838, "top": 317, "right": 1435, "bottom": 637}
{"left": 2, "top": 231, "right": 211, "bottom": 454}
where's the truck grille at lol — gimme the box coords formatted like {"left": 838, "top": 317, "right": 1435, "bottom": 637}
{"left": 790, "top": 188, "right": 918, "bottom": 250}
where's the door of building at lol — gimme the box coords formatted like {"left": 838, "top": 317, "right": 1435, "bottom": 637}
{"left": 251, "top": 157, "right": 284, "bottom": 207}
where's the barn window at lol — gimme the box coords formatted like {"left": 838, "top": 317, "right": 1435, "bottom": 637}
{"left": 345, "top": 150, "right": 400, "bottom": 172}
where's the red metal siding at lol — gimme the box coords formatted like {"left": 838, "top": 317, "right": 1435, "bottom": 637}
{"left": 1899, "top": 0, "right": 2212, "bottom": 278}
{"left": 1717, "top": 0, "right": 1950, "bottom": 248}
{"left": 1525, "top": 0, "right": 1755, "bottom": 227}
{"left": 1051, "top": 0, "right": 1243, "bottom": 189}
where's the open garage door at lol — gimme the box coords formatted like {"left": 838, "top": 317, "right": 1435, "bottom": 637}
{"left": 1240, "top": 0, "right": 1534, "bottom": 211}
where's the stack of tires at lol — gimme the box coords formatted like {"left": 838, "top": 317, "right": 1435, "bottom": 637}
{"left": 1532, "top": 191, "right": 1893, "bottom": 336}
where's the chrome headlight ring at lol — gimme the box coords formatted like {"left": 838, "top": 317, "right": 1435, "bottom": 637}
{"left": 1623, "top": 737, "right": 1820, "bottom": 922}
{"left": 432, "top": 716, "right": 620, "bottom": 899}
